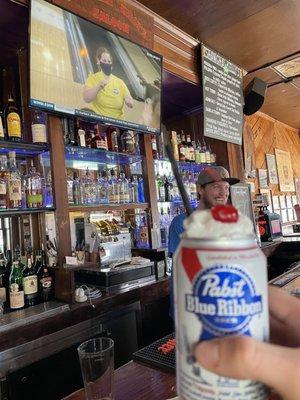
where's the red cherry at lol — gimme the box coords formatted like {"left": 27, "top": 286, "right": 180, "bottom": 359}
{"left": 211, "top": 205, "right": 239, "bottom": 223}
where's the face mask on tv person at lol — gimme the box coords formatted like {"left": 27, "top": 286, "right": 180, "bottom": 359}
{"left": 83, "top": 47, "right": 134, "bottom": 120}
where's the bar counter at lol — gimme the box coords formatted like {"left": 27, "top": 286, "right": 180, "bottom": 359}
{"left": 63, "top": 360, "right": 281, "bottom": 400}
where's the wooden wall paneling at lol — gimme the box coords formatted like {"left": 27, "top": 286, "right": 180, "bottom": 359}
{"left": 227, "top": 142, "right": 245, "bottom": 182}
{"left": 48, "top": 116, "right": 72, "bottom": 265}
{"left": 244, "top": 112, "right": 300, "bottom": 194}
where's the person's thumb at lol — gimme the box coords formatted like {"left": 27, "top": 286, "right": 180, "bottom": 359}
{"left": 195, "top": 336, "right": 300, "bottom": 400}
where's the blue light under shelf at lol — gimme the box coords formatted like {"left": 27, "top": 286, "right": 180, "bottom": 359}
{"left": 154, "top": 158, "right": 209, "bottom": 173}
{"left": 65, "top": 146, "right": 143, "bottom": 165}
{"left": 0, "top": 141, "right": 50, "bottom": 157}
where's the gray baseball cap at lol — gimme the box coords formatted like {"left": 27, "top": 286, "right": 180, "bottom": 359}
{"left": 197, "top": 166, "right": 240, "bottom": 186}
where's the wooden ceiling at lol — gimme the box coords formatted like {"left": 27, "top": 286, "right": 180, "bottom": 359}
{"left": 138, "top": 0, "right": 300, "bottom": 129}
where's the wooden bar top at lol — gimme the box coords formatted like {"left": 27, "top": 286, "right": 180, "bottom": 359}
{"left": 63, "top": 360, "right": 281, "bottom": 400}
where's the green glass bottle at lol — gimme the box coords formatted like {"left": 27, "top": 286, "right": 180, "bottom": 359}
{"left": 9, "top": 261, "right": 25, "bottom": 310}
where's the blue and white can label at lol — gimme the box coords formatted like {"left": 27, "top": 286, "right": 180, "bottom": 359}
{"left": 174, "top": 239, "right": 269, "bottom": 400}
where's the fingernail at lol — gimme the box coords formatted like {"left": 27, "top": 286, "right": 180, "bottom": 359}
{"left": 194, "top": 341, "right": 220, "bottom": 367}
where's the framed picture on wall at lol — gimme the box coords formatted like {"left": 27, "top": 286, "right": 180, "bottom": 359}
{"left": 266, "top": 154, "right": 278, "bottom": 184}
{"left": 275, "top": 149, "right": 295, "bottom": 192}
{"left": 258, "top": 169, "right": 268, "bottom": 188}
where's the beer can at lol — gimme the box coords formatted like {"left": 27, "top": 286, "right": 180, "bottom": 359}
{"left": 174, "top": 235, "right": 269, "bottom": 400}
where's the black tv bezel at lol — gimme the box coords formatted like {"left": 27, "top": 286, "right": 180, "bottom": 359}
{"left": 28, "top": 0, "right": 163, "bottom": 135}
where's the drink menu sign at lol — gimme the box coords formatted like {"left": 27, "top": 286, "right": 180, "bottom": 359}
{"left": 202, "top": 44, "right": 244, "bottom": 145}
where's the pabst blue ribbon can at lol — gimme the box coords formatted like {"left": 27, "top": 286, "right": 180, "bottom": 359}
{"left": 173, "top": 208, "right": 269, "bottom": 400}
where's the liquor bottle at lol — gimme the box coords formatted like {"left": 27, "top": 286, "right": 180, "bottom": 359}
{"left": 195, "top": 141, "right": 201, "bottom": 164}
{"left": 0, "top": 112, "right": 5, "bottom": 140}
{"left": 130, "top": 175, "right": 139, "bottom": 203}
{"left": 75, "top": 119, "right": 86, "bottom": 147}
{"left": 82, "top": 168, "right": 96, "bottom": 204}
{"left": 159, "top": 208, "right": 167, "bottom": 248}
{"left": 98, "top": 169, "right": 108, "bottom": 204}
{"left": 119, "top": 172, "right": 129, "bottom": 203}
{"left": 121, "top": 130, "right": 135, "bottom": 154}
{"left": 203, "top": 139, "right": 211, "bottom": 164}
{"left": 199, "top": 141, "right": 206, "bottom": 164}
{"left": 170, "top": 131, "right": 179, "bottom": 161}
{"left": 180, "top": 131, "right": 188, "bottom": 161}
{"left": 68, "top": 119, "right": 76, "bottom": 146}
{"left": 0, "top": 255, "right": 7, "bottom": 306}
{"left": 0, "top": 155, "right": 8, "bottom": 209}
{"left": 5, "top": 95, "right": 22, "bottom": 142}
{"left": 85, "top": 130, "right": 93, "bottom": 148}
{"left": 106, "top": 127, "right": 119, "bottom": 152}
{"left": 138, "top": 176, "right": 145, "bottom": 203}
{"left": 26, "top": 161, "right": 43, "bottom": 208}
{"left": 39, "top": 251, "right": 53, "bottom": 302}
{"left": 31, "top": 110, "right": 47, "bottom": 144}
{"left": 164, "top": 175, "right": 172, "bottom": 202}
{"left": 33, "top": 250, "right": 42, "bottom": 276}
{"left": 92, "top": 125, "right": 107, "bottom": 150}
{"left": 187, "top": 134, "right": 195, "bottom": 162}
{"left": 136, "top": 215, "right": 149, "bottom": 249}
{"left": 7, "top": 151, "right": 22, "bottom": 209}
{"left": 23, "top": 255, "right": 38, "bottom": 307}
{"left": 108, "top": 169, "right": 119, "bottom": 204}
{"left": 156, "top": 172, "right": 165, "bottom": 202}
{"left": 178, "top": 133, "right": 186, "bottom": 162}
{"left": 72, "top": 171, "right": 81, "bottom": 205}
{"left": 151, "top": 134, "right": 158, "bottom": 159}
{"left": 66, "top": 170, "right": 74, "bottom": 205}
{"left": 43, "top": 170, "right": 53, "bottom": 208}
{"left": 9, "top": 260, "right": 25, "bottom": 310}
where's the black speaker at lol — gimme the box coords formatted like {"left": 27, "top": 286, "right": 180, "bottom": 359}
{"left": 243, "top": 77, "right": 267, "bottom": 115}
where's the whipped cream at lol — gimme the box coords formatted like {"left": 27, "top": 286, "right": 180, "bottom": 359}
{"left": 183, "top": 209, "right": 254, "bottom": 239}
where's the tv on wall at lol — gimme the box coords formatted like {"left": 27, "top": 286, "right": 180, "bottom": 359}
{"left": 29, "top": 0, "right": 162, "bottom": 133}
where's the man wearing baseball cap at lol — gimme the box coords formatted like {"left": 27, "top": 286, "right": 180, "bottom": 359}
{"left": 168, "top": 165, "right": 239, "bottom": 318}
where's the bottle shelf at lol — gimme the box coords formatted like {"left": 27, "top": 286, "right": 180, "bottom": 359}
{"left": 0, "top": 141, "right": 50, "bottom": 156}
{"left": 0, "top": 207, "right": 55, "bottom": 216}
{"left": 68, "top": 202, "right": 149, "bottom": 213}
{"left": 65, "top": 145, "right": 143, "bottom": 166}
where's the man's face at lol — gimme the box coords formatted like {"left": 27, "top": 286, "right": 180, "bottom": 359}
{"left": 198, "top": 181, "right": 230, "bottom": 208}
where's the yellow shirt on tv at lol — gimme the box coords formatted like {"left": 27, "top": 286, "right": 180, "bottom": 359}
{"left": 85, "top": 71, "right": 130, "bottom": 119}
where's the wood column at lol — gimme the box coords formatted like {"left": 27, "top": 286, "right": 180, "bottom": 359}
{"left": 48, "top": 116, "right": 71, "bottom": 265}
{"left": 139, "top": 134, "right": 159, "bottom": 246}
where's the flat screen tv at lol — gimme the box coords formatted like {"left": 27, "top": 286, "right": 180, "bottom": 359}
{"left": 29, "top": 0, "right": 162, "bottom": 133}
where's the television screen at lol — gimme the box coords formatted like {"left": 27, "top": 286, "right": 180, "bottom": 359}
{"left": 30, "top": 0, "right": 162, "bottom": 133}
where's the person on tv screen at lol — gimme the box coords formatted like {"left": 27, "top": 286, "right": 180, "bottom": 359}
{"left": 83, "top": 47, "right": 134, "bottom": 120}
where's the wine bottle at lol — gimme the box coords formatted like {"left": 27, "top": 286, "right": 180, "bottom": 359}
{"left": 31, "top": 110, "right": 47, "bottom": 144}
{"left": 9, "top": 261, "right": 25, "bottom": 310}
{"left": 5, "top": 95, "right": 22, "bottom": 142}
{"left": 23, "top": 255, "right": 38, "bottom": 307}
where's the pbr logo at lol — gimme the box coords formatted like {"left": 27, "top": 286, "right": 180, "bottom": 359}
{"left": 185, "top": 264, "right": 263, "bottom": 339}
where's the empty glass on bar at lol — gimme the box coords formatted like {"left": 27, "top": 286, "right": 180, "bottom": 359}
{"left": 78, "top": 337, "right": 114, "bottom": 400}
